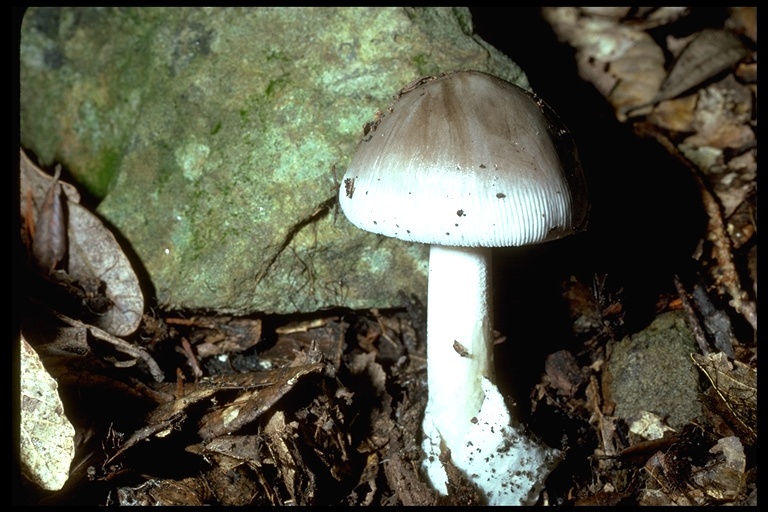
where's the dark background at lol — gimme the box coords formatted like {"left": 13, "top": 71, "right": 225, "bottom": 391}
{"left": 468, "top": 8, "right": 709, "bottom": 413}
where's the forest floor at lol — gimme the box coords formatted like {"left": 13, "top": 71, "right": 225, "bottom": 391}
{"left": 16, "top": 7, "right": 756, "bottom": 506}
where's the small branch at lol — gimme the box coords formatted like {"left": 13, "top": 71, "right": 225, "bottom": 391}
{"left": 51, "top": 308, "right": 165, "bottom": 382}
{"left": 673, "top": 275, "right": 711, "bottom": 356}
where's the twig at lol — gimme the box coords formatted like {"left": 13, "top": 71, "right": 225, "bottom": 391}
{"left": 51, "top": 308, "right": 165, "bottom": 382}
{"left": 673, "top": 275, "right": 711, "bottom": 356}
{"left": 179, "top": 336, "right": 203, "bottom": 379}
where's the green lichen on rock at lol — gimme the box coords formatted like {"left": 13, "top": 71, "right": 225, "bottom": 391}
{"left": 604, "top": 311, "right": 703, "bottom": 428}
{"left": 20, "top": 7, "right": 528, "bottom": 315}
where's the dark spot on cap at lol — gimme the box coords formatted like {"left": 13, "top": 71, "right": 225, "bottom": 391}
{"left": 496, "top": 192, "right": 506, "bottom": 198}
{"left": 456, "top": 209, "right": 464, "bottom": 217}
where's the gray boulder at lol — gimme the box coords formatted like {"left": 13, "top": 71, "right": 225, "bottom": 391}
{"left": 20, "top": 7, "right": 528, "bottom": 314}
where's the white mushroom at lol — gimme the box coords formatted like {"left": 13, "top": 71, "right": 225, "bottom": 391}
{"left": 338, "top": 70, "right": 589, "bottom": 505}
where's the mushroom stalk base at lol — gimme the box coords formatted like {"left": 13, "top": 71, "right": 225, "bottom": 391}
{"left": 420, "top": 245, "right": 560, "bottom": 505}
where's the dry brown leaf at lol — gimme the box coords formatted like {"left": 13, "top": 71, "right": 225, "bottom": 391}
{"left": 115, "top": 477, "right": 211, "bottom": 506}
{"left": 648, "top": 95, "right": 698, "bottom": 132}
{"left": 66, "top": 200, "right": 144, "bottom": 336}
{"left": 195, "top": 435, "right": 264, "bottom": 471}
{"left": 557, "top": 7, "right": 690, "bottom": 30}
{"left": 31, "top": 166, "right": 67, "bottom": 274}
{"left": 19, "top": 149, "right": 144, "bottom": 337}
{"left": 263, "top": 410, "right": 312, "bottom": 504}
{"left": 606, "top": 33, "right": 666, "bottom": 119}
{"left": 682, "top": 75, "right": 755, "bottom": 152}
{"left": 544, "top": 10, "right": 752, "bottom": 123}
{"left": 197, "top": 353, "right": 326, "bottom": 440}
{"left": 542, "top": 8, "right": 665, "bottom": 120}
{"left": 653, "top": 29, "right": 751, "bottom": 105}
{"left": 20, "top": 150, "right": 79, "bottom": 258}
{"left": 629, "top": 7, "right": 690, "bottom": 28}
{"left": 20, "top": 334, "right": 76, "bottom": 491}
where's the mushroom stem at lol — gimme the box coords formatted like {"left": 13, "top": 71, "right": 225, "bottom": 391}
{"left": 421, "top": 244, "right": 560, "bottom": 505}
{"left": 424, "top": 245, "right": 494, "bottom": 445}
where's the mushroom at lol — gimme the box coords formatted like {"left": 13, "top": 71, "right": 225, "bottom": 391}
{"left": 338, "top": 70, "right": 589, "bottom": 505}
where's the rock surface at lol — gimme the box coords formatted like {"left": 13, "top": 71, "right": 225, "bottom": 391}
{"left": 20, "top": 7, "right": 529, "bottom": 314}
{"left": 603, "top": 310, "right": 703, "bottom": 429}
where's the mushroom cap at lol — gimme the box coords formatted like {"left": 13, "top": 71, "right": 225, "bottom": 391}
{"left": 339, "top": 70, "right": 589, "bottom": 247}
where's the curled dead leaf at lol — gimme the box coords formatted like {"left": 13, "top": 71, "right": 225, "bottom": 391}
{"left": 20, "top": 149, "right": 144, "bottom": 337}
{"left": 31, "top": 166, "right": 67, "bottom": 274}
{"left": 66, "top": 200, "right": 144, "bottom": 336}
